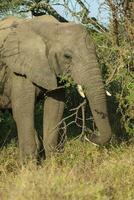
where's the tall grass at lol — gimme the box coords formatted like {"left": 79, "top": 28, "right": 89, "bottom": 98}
{"left": 0, "top": 140, "right": 134, "bottom": 200}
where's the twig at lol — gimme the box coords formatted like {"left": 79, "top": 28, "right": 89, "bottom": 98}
{"left": 81, "top": 100, "right": 85, "bottom": 138}
{"left": 106, "top": 64, "right": 119, "bottom": 85}
{"left": 46, "top": 99, "right": 87, "bottom": 150}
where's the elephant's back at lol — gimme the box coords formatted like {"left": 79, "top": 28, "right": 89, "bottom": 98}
{"left": 31, "top": 15, "right": 58, "bottom": 23}
{"left": 0, "top": 16, "right": 23, "bottom": 45}
{"left": 0, "top": 16, "right": 22, "bottom": 28}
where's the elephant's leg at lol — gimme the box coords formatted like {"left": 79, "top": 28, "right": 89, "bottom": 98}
{"left": 43, "top": 90, "right": 65, "bottom": 158}
{"left": 11, "top": 74, "right": 37, "bottom": 162}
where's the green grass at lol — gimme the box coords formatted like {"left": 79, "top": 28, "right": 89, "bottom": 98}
{"left": 0, "top": 140, "right": 134, "bottom": 200}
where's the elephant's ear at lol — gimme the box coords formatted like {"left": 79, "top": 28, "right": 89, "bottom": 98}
{"left": 3, "top": 27, "right": 57, "bottom": 90}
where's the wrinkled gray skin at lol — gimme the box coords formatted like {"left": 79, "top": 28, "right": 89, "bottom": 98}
{"left": 0, "top": 15, "right": 112, "bottom": 161}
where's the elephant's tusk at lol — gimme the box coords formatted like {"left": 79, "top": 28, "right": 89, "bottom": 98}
{"left": 106, "top": 90, "right": 112, "bottom": 96}
{"left": 77, "top": 85, "right": 85, "bottom": 98}
{"left": 77, "top": 85, "right": 111, "bottom": 97}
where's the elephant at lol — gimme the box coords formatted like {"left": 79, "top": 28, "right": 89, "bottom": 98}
{"left": 0, "top": 15, "right": 112, "bottom": 161}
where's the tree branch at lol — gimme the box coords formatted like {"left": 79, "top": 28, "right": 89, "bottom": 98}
{"left": 106, "top": 0, "right": 120, "bottom": 46}
{"left": 29, "top": 2, "right": 68, "bottom": 22}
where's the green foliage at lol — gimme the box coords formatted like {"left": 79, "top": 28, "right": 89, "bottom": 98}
{"left": 0, "top": 0, "right": 23, "bottom": 16}
{"left": 92, "top": 24, "right": 134, "bottom": 138}
{"left": 59, "top": 74, "right": 75, "bottom": 88}
{"left": 0, "top": 111, "right": 16, "bottom": 146}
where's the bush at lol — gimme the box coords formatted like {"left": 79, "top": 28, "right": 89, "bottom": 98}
{"left": 92, "top": 22, "right": 133, "bottom": 139}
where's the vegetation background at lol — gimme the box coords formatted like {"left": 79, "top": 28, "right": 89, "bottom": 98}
{"left": 0, "top": 0, "right": 134, "bottom": 199}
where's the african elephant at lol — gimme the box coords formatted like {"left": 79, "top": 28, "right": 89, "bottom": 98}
{"left": 0, "top": 15, "right": 112, "bottom": 161}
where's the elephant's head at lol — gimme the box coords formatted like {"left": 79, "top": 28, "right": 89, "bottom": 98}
{"left": 3, "top": 16, "right": 112, "bottom": 145}
{"left": 45, "top": 23, "right": 112, "bottom": 145}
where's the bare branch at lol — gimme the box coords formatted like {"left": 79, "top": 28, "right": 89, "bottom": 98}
{"left": 44, "top": 99, "right": 89, "bottom": 151}
{"left": 62, "top": 0, "right": 107, "bottom": 32}
{"left": 29, "top": 2, "right": 68, "bottom": 22}
{"left": 106, "top": 0, "right": 120, "bottom": 46}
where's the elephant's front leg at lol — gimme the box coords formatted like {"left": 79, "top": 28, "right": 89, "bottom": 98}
{"left": 11, "top": 74, "right": 37, "bottom": 162}
{"left": 43, "top": 90, "right": 65, "bottom": 158}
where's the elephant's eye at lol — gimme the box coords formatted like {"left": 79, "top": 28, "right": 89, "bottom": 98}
{"left": 64, "top": 53, "right": 72, "bottom": 59}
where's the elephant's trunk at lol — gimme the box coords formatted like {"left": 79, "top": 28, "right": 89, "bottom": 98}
{"left": 85, "top": 74, "right": 112, "bottom": 145}
{"left": 73, "top": 53, "right": 112, "bottom": 145}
